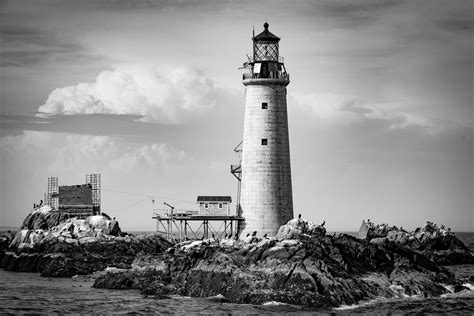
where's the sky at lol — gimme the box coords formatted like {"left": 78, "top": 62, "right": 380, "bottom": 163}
{"left": 0, "top": 0, "right": 472, "bottom": 232}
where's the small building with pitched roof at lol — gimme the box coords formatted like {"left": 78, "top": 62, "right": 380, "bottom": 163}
{"left": 197, "top": 196, "right": 232, "bottom": 216}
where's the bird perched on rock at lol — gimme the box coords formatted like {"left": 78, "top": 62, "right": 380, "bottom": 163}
{"left": 321, "top": 220, "right": 325, "bottom": 227}
{"left": 252, "top": 231, "right": 257, "bottom": 237}
{"left": 263, "top": 233, "right": 268, "bottom": 238}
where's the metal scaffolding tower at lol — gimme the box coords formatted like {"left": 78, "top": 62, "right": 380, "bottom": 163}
{"left": 86, "top": 174, "right": 101, "bottom": 214}
{"left": 46, "top": 177, "right": 59, "bottom": 209}
{"left": 153, "top": 212, "right": 244, "bottom": 243}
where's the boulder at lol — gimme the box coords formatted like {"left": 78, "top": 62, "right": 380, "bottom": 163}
{"left": 276, "top": 218, "right": 326, "bottom": 240}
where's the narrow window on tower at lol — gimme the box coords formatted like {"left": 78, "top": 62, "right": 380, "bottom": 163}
{"left": 261, "top": 139, "right": 268, "bottom": 145}
{"left": 262, "top": 102, "right": 268, "bottom": 109}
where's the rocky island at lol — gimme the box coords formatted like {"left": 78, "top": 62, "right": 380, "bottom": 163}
{"left": 94, "top": 218, "right": 472, "bottom": 308}
{"left": 1, "top": 207, "right": 472, "bottom": 309}
{"left": 0, "top": 206, "right": 171, "bottom": 277}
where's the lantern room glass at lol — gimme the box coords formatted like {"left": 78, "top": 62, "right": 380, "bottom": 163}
{"left": 254, "top": 42, "right": 279, "bottom": 62}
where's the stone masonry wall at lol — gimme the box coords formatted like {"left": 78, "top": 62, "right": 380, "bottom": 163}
{"left": 239, "top": 79, "right": 294, "bottom": 237}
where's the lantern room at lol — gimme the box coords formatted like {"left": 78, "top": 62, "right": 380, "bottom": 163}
{"left": 253, "top": 22, "right": 280, "bottom": 62}
{"left": 243, "top": 22, "right": 289, "bottom": 81}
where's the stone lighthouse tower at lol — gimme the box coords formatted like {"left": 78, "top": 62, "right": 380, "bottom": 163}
{"left": 239, "top": 22, "right": 293, "bottom": 237}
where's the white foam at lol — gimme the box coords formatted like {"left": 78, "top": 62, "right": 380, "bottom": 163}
{"left": 262, "top": 301, "right": 289, "bottom": 306}
{"left": 463, "top": 283, "right": 474, "bottom": 291}
{"left": 333, "top": 304, "right": 359, "bottom": 310}
{"left": 333, "top": 294, "right": 424, "bottom": 311}
{"left": 442, "top": 284, "right": 454, "bottom": 293}
{"left": 390, "top": 284, "right": 408, "bottom": 297}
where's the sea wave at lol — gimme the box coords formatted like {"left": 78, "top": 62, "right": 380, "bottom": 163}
{"left": 334, "top": 294, "right": 424, "bottom": 311}
{"left": 463, "top": 283, "right": 474, "bottom": 291}
{"left": 335, "top": 287, "right": 474, "bottom": 313}
{"left": 262, "top": 300, "right": 290, "bottom": 306}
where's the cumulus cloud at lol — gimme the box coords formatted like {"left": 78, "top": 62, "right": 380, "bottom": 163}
{"left": 292, "top": 92, "right": 434, "bottom": 129}
{"left": 37, "top": 66, "right": 217, "bottom": 123}
{"left": 1, "top": 131, "right": 186, "bottom": 176}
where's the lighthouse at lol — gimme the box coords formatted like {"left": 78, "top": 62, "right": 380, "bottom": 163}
{"left": 239, "top": 22, "right": 294, "bottom": 237}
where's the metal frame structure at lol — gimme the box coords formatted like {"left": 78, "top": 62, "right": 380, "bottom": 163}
{"left": 230, "top": 141, "right": 242, "bottom": 215}
{"left": 230, "top": 141, "right": 244, "bottom": 234}
{"left": 46, "top": 177, "right": 59, "bottom": 209}
{"left": 86, "top": 174, "right": 101, "bottom": 214}
{"left": 152, "top": 213, "right": 244, "bottom": 243}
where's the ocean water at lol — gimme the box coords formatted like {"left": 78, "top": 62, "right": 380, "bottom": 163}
{"left": 0, "top": 270, "right": 310, "bottom": 314}
{"left": 0, "top": 232, "right": 473, "bottom": 314}
{"left": 0, "top": 269, "right": 472, "bottom": 314}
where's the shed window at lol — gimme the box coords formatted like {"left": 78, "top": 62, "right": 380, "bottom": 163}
{"left": 204, "top": 203, "right": 209, "bottom": 209}
{"left": 218, "top": 203, "right": 223, "bottom": 209}
{"left": 262, "top": 102, "right": 268, "bottom": 109}
{"left": 261, "top": 139, "right": 268, "bottom": 145}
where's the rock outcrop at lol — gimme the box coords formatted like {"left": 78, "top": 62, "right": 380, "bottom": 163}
{"left": 0, "top": 231, "right": 15, "bottom": 263}
{"left": 2, "top": 232, "right": 171, "bottom": 277}
{"left": 94, "top": 219, "right": 468, "bottom": 308}
{"left": 1, "top": 207, "right": 172, "bottom": 277}
{"left": 276, "top": 217, "right": 326, "bottom": 240}
{"left": 358, "top": 220, "right": 473, "bottom": 265}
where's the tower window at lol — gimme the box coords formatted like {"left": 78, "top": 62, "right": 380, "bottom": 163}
{"left": 262, "top": 102, "right": 268, "bottom": 109}
{"left": 261, "top": 139, "right": 268, "bottom": 145}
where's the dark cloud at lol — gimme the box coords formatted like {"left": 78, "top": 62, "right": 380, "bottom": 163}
{"left": 437, "top": 18, "right": 474, "bottom": 33}
{"left": 0, "top": 0, "right": 228, "bottom": 14}
{"left": 0, "top": 113, "right": 181, "bottom": 139}
{"left": 315, "top": 0, "right": 402, "bottom": 27}
{"left": 0, "top": 24, "right": 105, "bottom": 67}
{"left": 0, "top": 111, "right": 242, "bottom": 157}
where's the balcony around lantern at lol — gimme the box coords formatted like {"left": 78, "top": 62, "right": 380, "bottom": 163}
{"left": 242, "top": 72, "right": 290, "bottom": 87}
{"left": 248, "top": 55, "right": 285, "bottom": 63}
{"left": 242, "top": 71, "right": 290, "bottom": 80}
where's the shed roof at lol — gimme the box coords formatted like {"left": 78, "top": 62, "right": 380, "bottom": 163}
{"left": 197, "top": 196, "right": 232, "bottom": 203}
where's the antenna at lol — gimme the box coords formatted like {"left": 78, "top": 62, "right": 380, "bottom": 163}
{"left": 252, "top": 25, "right": 255, "bottom": 39}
